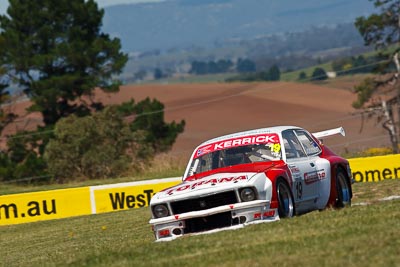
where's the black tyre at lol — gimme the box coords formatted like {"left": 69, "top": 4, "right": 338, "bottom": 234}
{"left": 276, "top": 179, "right": 295, "bottom": 218}
{"left": 335, "top": 169, "right": 351, "bottom": 208}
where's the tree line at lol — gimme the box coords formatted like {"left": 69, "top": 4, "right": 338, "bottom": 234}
{"left": 189, "top": 58, "right": 257, "bottom": 75}
{"left": 226, "top": 65, "right": 281, "bottom": 82}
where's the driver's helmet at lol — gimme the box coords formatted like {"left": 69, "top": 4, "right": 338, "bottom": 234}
{"left": 222, "top": 146, "right": 251, "bottom": 166}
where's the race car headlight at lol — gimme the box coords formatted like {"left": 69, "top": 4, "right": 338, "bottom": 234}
{"left": 240, "top": 187, "right": 257, "bottom": 202}
{"left": 152, "top": 204, "right": 169, "bottom": 218}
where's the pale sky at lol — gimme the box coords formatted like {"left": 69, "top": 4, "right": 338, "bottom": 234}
{"left": 0, "top": 0, "right": 166, "bottom": 15}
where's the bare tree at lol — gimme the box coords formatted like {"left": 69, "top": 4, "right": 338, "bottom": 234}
{"left": 353, "top": 0, "right": 400, "bottom": 153}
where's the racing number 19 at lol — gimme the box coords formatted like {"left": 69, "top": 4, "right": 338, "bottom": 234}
{"left": 295, "top": 181, "right": 302, "bottom": 200}
{"left": 268, "top": 143, "right": 281, "bottom": 153}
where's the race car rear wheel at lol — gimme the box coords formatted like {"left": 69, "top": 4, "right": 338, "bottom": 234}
{"left": 277, "top": 179, "right": 295, "bottom": 218}
{"left": 335, "top": 169, "right": 351, "bottom": 208}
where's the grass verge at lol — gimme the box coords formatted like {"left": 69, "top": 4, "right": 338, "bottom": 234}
{"left": 0, "top": 180, "right": 399, "bottom": 267}
{"left": 0, "top": 153, "right": 187, "bottom": 195}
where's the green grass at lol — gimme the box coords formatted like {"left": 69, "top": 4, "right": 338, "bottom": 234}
{"left": 281, "top": 62, "right": 333, "bottom": 82}
{"left": 0, "top": 154, "right": 186, "bottom": 195}
{"left": 1, "top": 180, "right": 399, "bottom": 267}
{"left": 0, "top": 169, "right": 183, "bottom": 195}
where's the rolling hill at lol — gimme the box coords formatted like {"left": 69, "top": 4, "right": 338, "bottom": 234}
{"left": 102, "top": 0, "right": 375, "bottom": 52}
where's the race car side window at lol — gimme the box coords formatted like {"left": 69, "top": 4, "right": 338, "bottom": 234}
{"left": 295, "top": 130, "right": 321, "bottom": 156}
{"left": 282, "top": 130, "right": 306, "bottom": 159}
{"left": 189, "top": 153, "right": 214, "bottom": 175}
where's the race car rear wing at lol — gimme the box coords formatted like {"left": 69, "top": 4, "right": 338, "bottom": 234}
{"left": 312, "top": 127, "right": 345, "bottom": 139}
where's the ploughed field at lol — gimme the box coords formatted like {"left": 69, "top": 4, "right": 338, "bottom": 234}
{"left": 2, "top": 81, "right": 389, "bottom": 157}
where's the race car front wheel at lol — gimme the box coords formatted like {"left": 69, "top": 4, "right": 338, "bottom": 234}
{"left": 335, "top": 169, "right": 351, "bottom": 208}
{"left": 276, "top": 179, "right": 295, "bottom": 218}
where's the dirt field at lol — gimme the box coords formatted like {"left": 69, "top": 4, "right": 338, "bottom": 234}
{"left": 1, "top": 81, "right": 390, "bottom": 158}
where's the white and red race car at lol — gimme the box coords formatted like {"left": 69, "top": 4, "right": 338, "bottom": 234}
{"left": 149, "top": 126, "right": 353, "bottom": 241}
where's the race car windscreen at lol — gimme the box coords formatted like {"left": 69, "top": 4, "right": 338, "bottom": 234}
{"left": 187, "top": 143, "right": 282, "bottom": 176}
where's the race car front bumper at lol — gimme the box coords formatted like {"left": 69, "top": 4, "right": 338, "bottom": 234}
{"left": 149, "top": 200, "right": 278, "bottom": 241}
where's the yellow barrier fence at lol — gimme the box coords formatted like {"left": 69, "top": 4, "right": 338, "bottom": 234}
{"left": 90, "top": 178, "right": 181, "bottom": 214}
{"left": 348, "top": 154, "right": 400, "bottom": 182}
{"left": 0, "top": 187, "right": 91, "bottom": 226}
{"left": 1, "top": 154, "right": 399, "bottom": 226}
{"left": 0, "top": 177, "right": 181, "bottom": 226}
